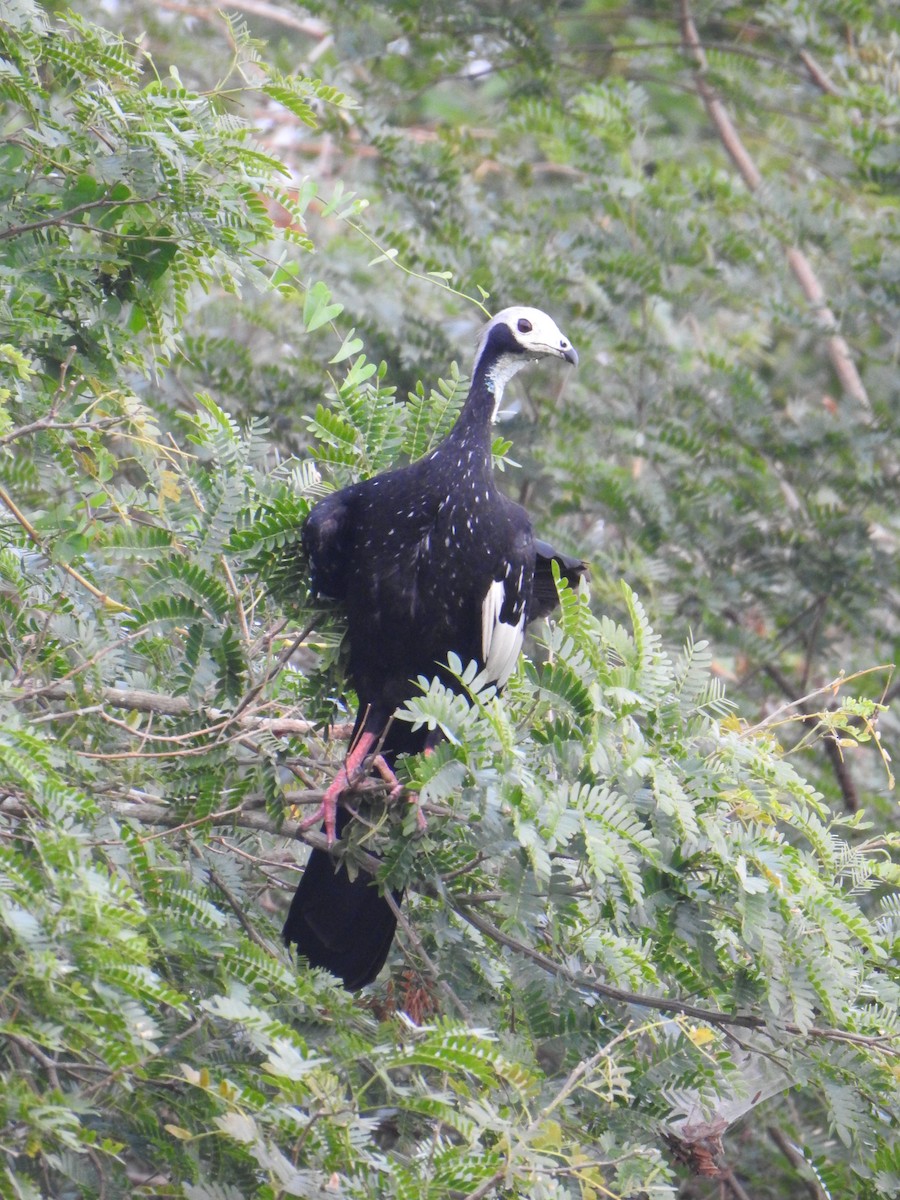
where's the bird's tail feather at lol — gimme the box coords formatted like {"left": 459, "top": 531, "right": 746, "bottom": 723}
{"left": 282, "top": 807, "right": 401, "bottom": 990}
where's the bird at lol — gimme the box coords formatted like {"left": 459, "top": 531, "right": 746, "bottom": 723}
{"left": 282, "top": 305, "right": 587, "bottom": 989}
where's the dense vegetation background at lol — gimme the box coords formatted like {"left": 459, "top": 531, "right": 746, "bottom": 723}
{"left": 0, "top": 1, "right": 897, "bottom": 1197}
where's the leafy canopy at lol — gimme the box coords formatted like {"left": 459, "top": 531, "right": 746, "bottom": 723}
{"left": 0, "top": 4, "right": 897, "bottom": 1200}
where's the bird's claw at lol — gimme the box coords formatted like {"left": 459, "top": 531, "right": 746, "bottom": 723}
{"left": 298, "top": 771, "right": 347, "bottom": 844}
{"left": 299, "top": 742, "right": 428, "bottom": 846}
{"left": 372, "top": 753, "right": 404, "bottom": 798}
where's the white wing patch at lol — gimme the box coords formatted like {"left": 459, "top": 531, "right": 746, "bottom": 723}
{"left": 481, "top": 579, "right": 525, "bottom": 687}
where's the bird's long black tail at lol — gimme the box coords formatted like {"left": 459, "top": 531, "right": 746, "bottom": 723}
{"left": 282, "top": 717, "right": 425, "bottom": 990}
{"left": 281, "top": 805, "right": 401, "bottom": 990}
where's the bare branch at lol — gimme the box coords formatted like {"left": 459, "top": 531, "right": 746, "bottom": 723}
{"left": 12, "top": 679, "right": 354, "bottom": 739}
{"left": 678, "top": 0, "right": 869, "bottom": 408}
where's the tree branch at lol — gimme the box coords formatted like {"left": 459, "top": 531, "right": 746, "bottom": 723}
{"left": 678, "top": 0, "right": 869, "bottom": 408}
{"left": 0, "top": 794, "right": 385, "bottom": 876}
{"left": 2, "top": 793, "right": 893, "bottom": 1057}
{"left": 798, "top": 49, "right": 841, "bottom": 97}
{"left": 0, "top": 417, "right": 119, "bottom": 448}
{"left": 12, "top": 679, "right": 354, "bottom": 739}
{"left": 454, "top": 903, "right": 899, "bottom": 1054}
{"left": 157, "top": 0, "right": 329, "bottom": 38}
{"left": 0, "top": 485, "right": 130, "bottom": 612}
{"left": 383, "top": 889, "right": 474, "bottom": 1023}
{"left": 0, "top": 194, "right": 164, "bottom": 242}
{"left": 760, "top": 664, "right": 860, "bottom": 811}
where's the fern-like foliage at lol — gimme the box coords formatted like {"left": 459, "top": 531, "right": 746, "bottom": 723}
{"left": 0, "top": 4, "right": 896, "bottom": 1200}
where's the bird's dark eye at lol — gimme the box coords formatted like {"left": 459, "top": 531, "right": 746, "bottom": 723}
{"left": 517, "top": 318, "right": 533, "bottom": 333}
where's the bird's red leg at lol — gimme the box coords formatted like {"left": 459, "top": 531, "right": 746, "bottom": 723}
{"left": 300, "top": 729, "right": 380, "bottom": 843}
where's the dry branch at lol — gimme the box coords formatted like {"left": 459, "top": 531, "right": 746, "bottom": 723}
{"left": 12, "top": 680, "right": 354, "bottom": 739}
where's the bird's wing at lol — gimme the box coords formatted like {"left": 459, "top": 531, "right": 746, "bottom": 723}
{"left": 302, "top": 489, "right": 355, "bottom": 600}
{"left": 528, "top": 539, "right": 590, "bottom": 623}
{"left": 481, "top": 576, "right": 526, "bottom": 686}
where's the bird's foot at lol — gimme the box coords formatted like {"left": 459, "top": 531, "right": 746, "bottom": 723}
{"left": 298, "top": 730, "right": 383, "bottom": 844}
{"left": 298, "top": 770, "right": 347, "bottom": 844}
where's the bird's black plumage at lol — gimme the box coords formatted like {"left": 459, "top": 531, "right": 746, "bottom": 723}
{"left": 283, "top": 307, "right": 587, "bottom": 988}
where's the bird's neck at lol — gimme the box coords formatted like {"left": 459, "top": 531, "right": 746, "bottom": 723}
{"left": 457, "top": 350, "right": 527, "bottom": 435}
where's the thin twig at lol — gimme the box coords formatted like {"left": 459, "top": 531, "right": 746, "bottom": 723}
{"left": 221, "top": 555, "right": 251, "bottom": 643}
{"left": 743, "top": 665, "right": 890, "bottom": 733}
{"left": 0, "top": 417, "right": 118, "bottom": 448}
{"left": 4, "top": 1032, "right": 62, "bottom": 1089}
{"left": 207, "top": 862, "right": 272, "bottom": 952}
{"left": 0, "top": 194, "right": 165, "bottom": 241}
{"left": 460, "top": 1168, "right": 507, "bottom": 1200}
{"left": 226, "top": 619, "right": 318, "bottom": 726}
{"left": 723, "top": 1171, "right": 754, "bottom": 1200}
{"left": 761, "top": 665, "right": 860, "bottom": 811}
{"left": 798, "top": 49, "right": 841, "bottom": 96}
{"left": 0, "top": 485, "right": 130, "bottom": 612}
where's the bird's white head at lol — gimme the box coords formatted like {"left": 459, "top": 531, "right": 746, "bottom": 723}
{"left": 474, "top": 306, "right": 577, "bottom": 418}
